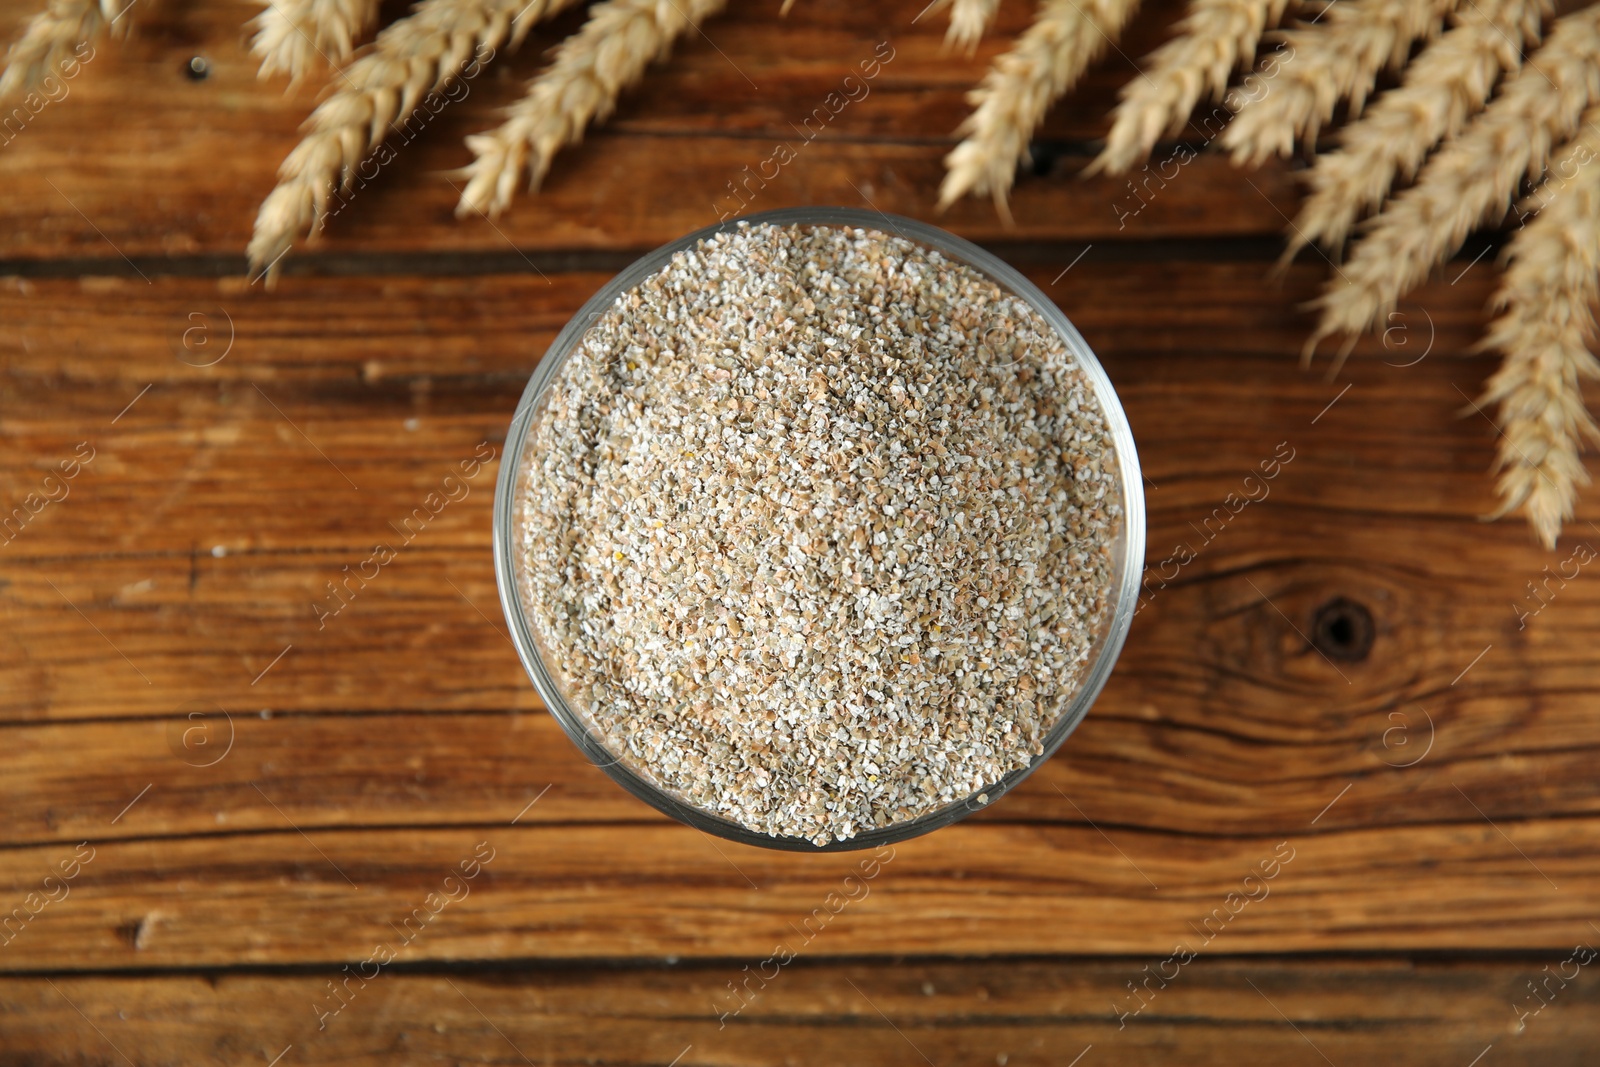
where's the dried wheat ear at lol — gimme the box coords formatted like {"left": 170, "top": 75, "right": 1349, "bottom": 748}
{"left": 1481, "top": 108, "right": 1600, "bottom": 548}
{"left": 1089, "top": 0, "right": 1292, "bottom": 176}
{"left": 247, "top": 0, "right": 584, "bottom": 283}
{"left": 1286, "top": 0, "right": 1550, "bottom": 257}
{"left": 0, "top": 0, "right": 130, "bottom": 104}
{"left": 454, "top": 0, "right": 730, "bottom": 220}
{"left": 250, "top": 0, "right": 384, "bottom": 82}
{"left": 940, "top": 0, "right": 1143, "bottom": 221}
{"left": 1220, "top": 0, "right": 1461, "bottom": 167}
{"left": 1306, "top": 4, "right": 1600, "bottom": 364}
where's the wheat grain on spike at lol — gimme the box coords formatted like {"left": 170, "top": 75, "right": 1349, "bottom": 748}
{"left": 1287, "top": 0, "right": 1549, "bottom": 258}
{"left": 1089, "top": 0, "right": 1290, "bottom": 176}
{"left": 250, "top": 0, "right": 384, "bottom": 82}
{"left": 0, "top": 0, "right": 132, "bottom": 103}
{"left": 1306, "top": 6, "right": 1600, "bottom": 366}
{"left": 248, "top": 0, "right": 582, "bottom": 284}
{"left": 455, "top": 0, "right": 730, "bottom": 220}
{"left": 1480, "top": 110, "right": 1600, "bottom": 548}
{"left": 940, "top": 0, "right": 1142, "bottom": 220}
{"left": 1221, "top": 0, "right": 1460, "bottom": 168}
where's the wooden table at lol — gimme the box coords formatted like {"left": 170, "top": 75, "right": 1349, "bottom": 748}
{"left": 3, "top": 0, "right": 1598, "bottom": 1062}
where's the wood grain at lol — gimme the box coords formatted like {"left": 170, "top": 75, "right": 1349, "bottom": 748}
{"left": 3, "top": 263, "right": 1598, "bottom": 954}
{"left": 0, "top": 0, "right": 1299, "bottom": 263}
{"left": 0, "top": 259, "right": 1520, "bottom": 557}
{"left": 3, "top": 0, "right": 1597, "bottom": 1054}
{"left": 0, "top": 820, "right": 1594, "bottom": 969}
{"left": 5, "top": 684, "right": 1599, "bottom": 846}
{"left": 3, "top": 958, "right": 1595, "bottom": 1066}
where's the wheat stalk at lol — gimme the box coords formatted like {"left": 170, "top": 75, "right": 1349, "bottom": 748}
{"left": 0, "top": 0, "right": 131, "bottom": 103}
{"left": 250, "top": 0, "right": 384, "bottom": 82}
{"left": 940, "top": 0, "right": 1142, "bottom": 219}
{"left": 1088, "top": 0, "right": 1290, "bottom": 176}
{"left": 455, "top": 0, "right": 730, "bottom": 219}
{"left": 248, "top": 0, "right": 581, "bottom": 283}
{"left": 1220, "top": 0, "right": 1460, "bottom": 167}
{"left": 1480, "top": 109, "right": 1600, "bottom": 548}
{"left": 1307, "top": 5, "right": 1600, "bottom": 363}
{"left": 1287, "top": 0, "right": 1549, "bottom": 257}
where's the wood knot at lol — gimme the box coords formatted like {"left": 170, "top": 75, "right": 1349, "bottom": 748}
{"left": 1311, "top": 597, "right": 1375, "bottom": 662}
{"left": 118, "top": 914, "right": 154, "bottom": 950}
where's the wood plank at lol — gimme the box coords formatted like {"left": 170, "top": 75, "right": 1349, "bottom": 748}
{"left": 0, "top": 713, "right": 645, "bottom": 844}
{"left": 5, "top": 0, "right": 1595, "bottom": 1054}
{"left": 2, "top": 476, "right": 1586, "bottom": 733}
{"left": 3, "top": 258, "right": 1598, "bottom": 860}
{"left": 0, "top": 820, "right": 1596, "bottom": 968}
{"left": 4, "top": 257, "right": 1597, "bottom": 964}
{"left": 0, "top": 0, "right": 1301, "bottom": 262}
{"left": 5, "top": 663, "right": 1600, "bottom": 847}
{"left": 3, "top": 263, "right": 1590, "bottom": 727}
{"left": 2, "top": 957, "right": 1595, "bottom": 1066}
{"left": 0, "top": 260, "right": 1525, "bottom": 563}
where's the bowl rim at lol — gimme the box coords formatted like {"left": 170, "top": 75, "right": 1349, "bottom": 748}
{"left": 492, "top": 205, "right": 1146, "bottom": 851}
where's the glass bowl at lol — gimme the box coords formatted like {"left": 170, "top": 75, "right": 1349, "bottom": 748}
{"left": 492, "top": 206, "right": 1145, "bottom": 851}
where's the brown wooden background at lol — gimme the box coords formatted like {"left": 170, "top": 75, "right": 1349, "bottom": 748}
{"left": 3, "top": 0, "right": 1599, "bottom": 1062}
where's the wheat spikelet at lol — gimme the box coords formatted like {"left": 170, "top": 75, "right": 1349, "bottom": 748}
{"left": 455, "top": 0, "right": 730, "bottom": 219}
{"left": 940, "top": 0, "right": 1142, "bottom": 219}
{"left": 947, "top": 0, "right": 1002, "bottom": 54}
{"left": 1307, "top": 6, "right": 1600, "bottom": 361}
{"left": 1220, "top": 0, "right": 1459, "bottom": 167}
{"left": 248, "top": 0, "right": 580, "bottom": 283}
{"left": 1480, "top": 110, "right": 1600, "bottom": 547}
{"left": 1287, "top": 0, "right": 1548, "bottom": 256}
{"left": 1088, "top": 0, "right": 1290, "bottom": 176}
{"left": 250, "top": 0, "right": 383, "bottom": 82}
{"left": 0, "top": 0, "right": 130, "bottom": 103}
{"left": 913, "top": 0, "right": 1000, "bottom": 55}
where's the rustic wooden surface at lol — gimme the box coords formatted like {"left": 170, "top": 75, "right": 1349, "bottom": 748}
{"left": 3, "top": 0, "right": 1599, "bottom": 1061}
